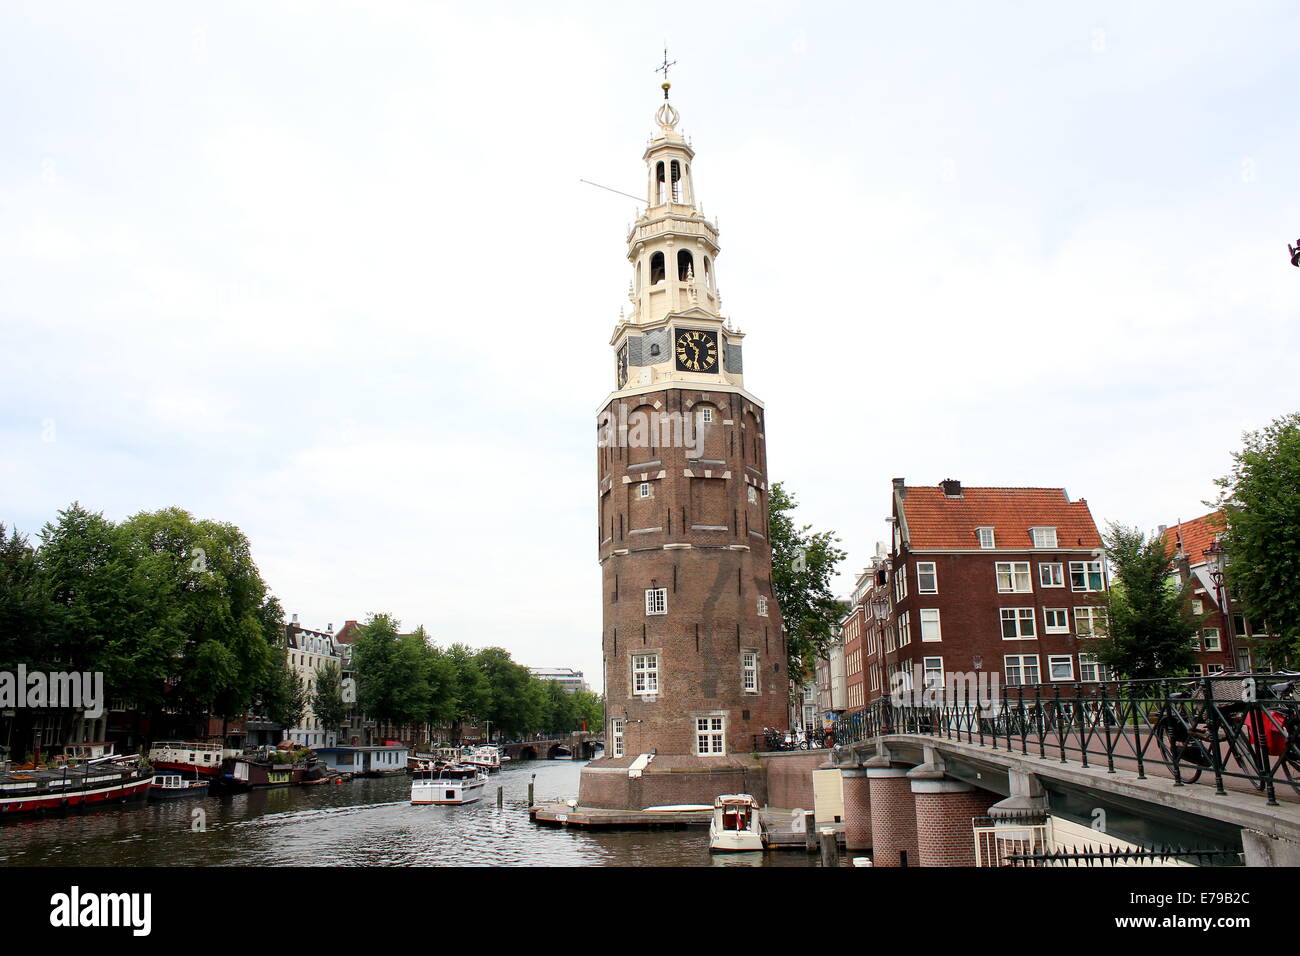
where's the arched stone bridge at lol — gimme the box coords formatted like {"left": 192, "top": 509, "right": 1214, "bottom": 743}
{"left": 501, "top": 733, "right": 604, "bottom": 763}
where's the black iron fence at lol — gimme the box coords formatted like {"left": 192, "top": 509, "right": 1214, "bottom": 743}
{"left": 831, "top": 672, "right": 1300, "bottom": 806}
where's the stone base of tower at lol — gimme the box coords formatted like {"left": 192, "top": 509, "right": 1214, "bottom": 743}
{"left": 577, "top": 754, "right": 768, "bottom": 810}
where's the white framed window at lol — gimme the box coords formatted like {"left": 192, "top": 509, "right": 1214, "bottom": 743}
{"left": 1000, "top": 607, "right": 1036, "bottom": 639}
{"left": 1073, "top": 606, "right": 1105, "bottom": 636}
{"left": 996, "top": 562, "right": 1033, "bottom": 593}
{"left": 1191, "top": 598, "right": 1204, "bottom": 615}
{"left": 894, "top": 570, "right": 908, "bottom": 603}
{"left": 700, "top": 406, "right": 714, "bottom": 423}
{"left": 977, "top": 527, "right": 996, "bottom": 549}
{"left": 922, "top": 657, "right": 944, "bottom": 688}
{"left": 920, "top": 608, "right": 942, "bottom": 642}
{"left": 1048, "top": 655, "right": 1074, "bottom": 681}
{"left": 747, "top": 485, "right": 758, "bottom": 504}
{"left": 695, "top": 715, "right": 725, "bottom": 755}
{"left": 645, "top": 588, "right": 667, "bottom": 615}
{"left": 757, "top": 596, "right": 768, "bottom": 617}
{"left": 1031, "top": 527, "right": 1058, "bottom": 548}
{"left": 1004, "top": 654, "right": 1040, "bottom": 685}
{"left": 742, "top": 651, "right": 758, "bottom": 693}
{"left": 632, "top": 654, "right": 659, "bottom": 695}
{"left": 916, "top": 562, "right": 938, "bottom": 594}
{"left": 1039, "top": 563, "right": 1064, "bottom": 588}
{"left": 611, "top": 718, "right": 625, "bottom": 757}
{"left": 898, "top": 611, "right": 912, "bottom": 647}
{"left": 1044, "top": 608, "right": 1069, "bottom": 634}
{"left": 638, "top": 482, "right": 652, "bottom": 499}
{"left": 1203, "top": 627, "right": 1221, "bottom": 651}
{"left": 1078, "top": 653, "right": 1103, "bottom": 683}
{"left": 1206, "top": 662, "right": 1225, "bottom": 674}
{"left": 1070, "top": 560, "right": 1104, "bottom": 592}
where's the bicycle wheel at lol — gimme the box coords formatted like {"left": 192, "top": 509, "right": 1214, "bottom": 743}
{"left": 1154, "top": 715, "right": 1203, "bottom": 784}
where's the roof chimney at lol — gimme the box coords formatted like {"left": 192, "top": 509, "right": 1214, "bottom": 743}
{"left": 941, "top": 478, "right": 962, "bottom": 498}
{"left": 291, "top": 613, "right": 298, "bottom": 625}
{"left": 892, "top": 477, "right": 906, "bottom": 499}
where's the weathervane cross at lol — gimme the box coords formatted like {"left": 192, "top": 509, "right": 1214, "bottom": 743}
{"left": 655, "top": 45, "right": 676, "bottom": 98}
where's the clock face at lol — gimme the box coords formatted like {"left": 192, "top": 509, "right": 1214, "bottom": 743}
{"left": 616, "top": 343, "right": 628, "bottom": 389}
{"left": 674, "top": 328, "right": 719, "bottom": 373}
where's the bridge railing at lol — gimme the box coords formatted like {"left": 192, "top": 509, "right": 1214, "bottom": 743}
{"left": 832, "top": 672, "right": 1300, "bottom": 806}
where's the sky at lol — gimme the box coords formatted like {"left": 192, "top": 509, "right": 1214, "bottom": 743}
{"left": 2, "top": 2, "right": 1297, "bottom": 694}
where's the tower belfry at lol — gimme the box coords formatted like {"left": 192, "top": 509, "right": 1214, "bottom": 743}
{"left": 581, "top": 73, "right": 787, "bottom": 812}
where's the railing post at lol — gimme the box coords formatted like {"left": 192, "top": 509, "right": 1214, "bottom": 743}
{"left": 1100, "top": 682, "right": 1115, "bottom": 773}
{"left": 1033, "top": 685, "right": 1044, "bottom": 759}
{"left": 1054, "top": 683, "right": 1067, "bottom": 764}
{"left": 1202, "top": 675, "right": 1228, "bottom": 796}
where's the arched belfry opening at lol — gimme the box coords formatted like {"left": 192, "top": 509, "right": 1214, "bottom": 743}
{"left": 654, "top": 161, "right": 666, "bottom": 205}
{"left": 677, "top": 249, "right": 694, "bottom": 282}
{"left": 649, "top": 251, "right": 665, "bottom": 285}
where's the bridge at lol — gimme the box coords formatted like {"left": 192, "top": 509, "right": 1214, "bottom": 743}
{"left": 827, "top": 675, "right": 1300, "bottom": 867}
{"left": 500, "top": 732, "right": 604, "bottom": 763}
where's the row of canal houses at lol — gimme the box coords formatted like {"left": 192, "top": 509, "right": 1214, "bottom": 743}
{"left": 805, "top": 479, "right": 1282, "bottom": 726}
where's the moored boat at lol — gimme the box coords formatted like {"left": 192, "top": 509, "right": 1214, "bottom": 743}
{"left": 460, "top": 745, "right": 508, "bottom": 772}
{"left": 149, "top": 773, "right": 210, "bottom": 800}
{"left": 214, "top": 745, "right": 318, "bottom": 792}
{"left": 147, "top": 740, "right": 227, "bottom": 778}
{"left": 410, "top": 762, "right": 487, "bottom": 805}
{"left": 708, "top": 794, "right": 766, "bottom": 852}
{"left": 0, "top": 747, "right": 153, "bottom": 817}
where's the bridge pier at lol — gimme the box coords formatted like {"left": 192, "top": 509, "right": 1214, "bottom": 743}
{"left": 865, "top": 756, "right": 918, "bottom": 867}
{"left": 1242, "top": 830, "right": 1300, "bottom": 867}
{"left": 841, "top": 767, "right": 872, "bottom": 851}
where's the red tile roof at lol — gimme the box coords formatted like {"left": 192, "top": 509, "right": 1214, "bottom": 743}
{"left": 1162, "top": 511, "right": 1225, "bottom": 565}
{"left": 901, "top": 485, "right": 1102, "bottom": 550}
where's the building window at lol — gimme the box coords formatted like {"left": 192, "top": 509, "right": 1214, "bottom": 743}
{"left": 894, "top": 569, "right": 908, "bottom": 602}
{"left": 1000, "top": 608, "right": 1036, "bottom": 639}
{"left": 1073, "top": 606, "right": 1105, "bottom": 636}
{"left": 632, "top": 654, "right": 659, "bottom": 695}
{"left": 742, "top": 651, "right": 758, "bottom": 693}
{"left": 916, "top": 562, "right": 938, "bottom": 594}
{"left": 1044, "top": 608, "right": 1069, "bottom": 634}
{"left": 977, "top": 527, "right": 996, "bottom": 549}
{"left": 1070, "top": 560, "right": 1104, "bottom": 592}
{"left": 1039, "top": 563, "right": 1064, "bottom": 588}
{"left": 1191, "top": 598, "right": 1203, "bottom": 615}
{"left": 747, "top": 486, "right": 758, "bottom": 504}
{"left": 1031, "top": 527, "right": 1058, "bottom": 548}
{"left": 1004, "top": 654, "right": 1040, "bottom": 685}
{"left": 757, "top": 596, "right": 768, "bottom": 617}
{"left": 638, "top": 482, "right": 652, "bottom": 499}
{"left": 922, "top": 657, "right": 944, "bottom": 688}
{"left": 611, "top": 718, "right": 625, "bottom": 757}
{"left": 695, "top": 715, "right": 725, "bottom": 755}
{"left": 996, "top": 562, "right": 1033, "bottom": 593}
{"left": 1203, "top": 627, "right": 1221, "bottom": 651}
{"left": 1078, "top": 653, "right": 1107, "bottom": 683}
{"left": 898, "top": 611, "right": 912, "bottom": 647}
{"left": 700, "top": 406, "right": 714, "bottom": 423}
{"left": 1048, "top": 655, "right": 1074, "bottom": 681}
{"left": 645, "top": 588, "right": 667, "bottom": 615}
{"left": 920, "top": 608, "right": 942, "bottom": 642}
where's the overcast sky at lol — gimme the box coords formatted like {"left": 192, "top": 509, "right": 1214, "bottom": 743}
{"left": 2, "top": 2, "right": 1297, "bottom": 693}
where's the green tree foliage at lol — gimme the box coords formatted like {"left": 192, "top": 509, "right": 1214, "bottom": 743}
{"left": 257, "top": 659, "right": 307, "bottom": 728}
{"left": 0, "top": 523, "right": 50, "bottom": 674}
{"left": 768, "top": 482, "right": 847, "bottom": 681}
{"left": 1217, "top": 412, "right": 1300, "bottom": 663}
{"left": 1090, "top": 523, "right": 1198, "bottom": 679}
{"left": 311, "top": 659, "right": 348, "bottom": 734}
{"left": 475, "top": 646, "right": 543, "bottom": 737}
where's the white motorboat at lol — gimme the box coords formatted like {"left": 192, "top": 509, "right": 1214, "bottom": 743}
{"left": 460, "top": 745, "right": 508, "bottom": 772}
{"left": 410, "top": 763, "right": 487, "bottom": 805}
{"left": 708, "top": 794, "right": 766, "bottom": 852}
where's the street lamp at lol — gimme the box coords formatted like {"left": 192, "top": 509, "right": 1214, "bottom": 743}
{"left": 1203, "top": 539, "right": 1241, "bottom": 671}
{"left": 871, "top": 596, "right": 890, "bottom": 622}
{"left": 1289, "top": 239, "right": 1300, "bottom": 268}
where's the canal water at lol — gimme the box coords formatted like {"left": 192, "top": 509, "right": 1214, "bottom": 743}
{"left": 0, "top": 760, "right": 826, "bottom": 867}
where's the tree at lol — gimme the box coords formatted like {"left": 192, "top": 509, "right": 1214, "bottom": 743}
{"left": 1090, "top": 523, "right": 1198, "bottom": 679}
{"left": 768, "top": 482, "right": 847, "bottom": 681}
{"left": 444, "top": 642, "right": 490, "bottom": 740}
{"left": 311, "top": 659, "right": 348, "bottom": 736}
{"left": 1216, "top": 412, "right": 1300, "bottom": 664}
{"left": 570, "top": 689, "right": 605, "bottom": 734}
{"left": 257, "top": 660, "right": 307, "bottom": 729}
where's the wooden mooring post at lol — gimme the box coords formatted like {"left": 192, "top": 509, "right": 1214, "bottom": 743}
{"left": 803, "top": 811, "right": 816, "bottom": 853}
{"left": 497, "top": 786, "right": 503, "bottom": 808}
{"left": 819, "top": 828, "right": 838, "bottom": 868}
{"left": 527, "top": 774, "right": 535, "bottom": 808}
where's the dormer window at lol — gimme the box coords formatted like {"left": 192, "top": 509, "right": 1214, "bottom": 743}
{"left": 977, "top": 527, "right": 996, "bottom": 549}
{"left": 1031, "top": 527, "right": 1058, "bottom": 548}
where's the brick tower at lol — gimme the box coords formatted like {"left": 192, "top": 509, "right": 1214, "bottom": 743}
{"left": 578, "top": 78, "right": 788, "bottom": 810}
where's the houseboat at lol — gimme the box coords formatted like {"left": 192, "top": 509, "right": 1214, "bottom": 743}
{"left": 410, "top": 763, "right": 487, "bottom": 805}
{"left": 214, "top": 747, "right": 318, "bottom": 792}
{"left": 149, "top": 773, "right": 210, "bottom": 800}
{"left": 147, "top": 740, "right": 227, "bottom": 778}
{"left": 0, "top": 747, "right": 153, "bottom": 817}
{"left": 708, "top": 794, "right": 767, "bottom": 852}
{"left": 317, "top": 744, "right": 409, "bottom": 778}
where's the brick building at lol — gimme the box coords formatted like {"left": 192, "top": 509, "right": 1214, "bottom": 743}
{"left": 1162, "top": 511, "right": 1278, "bottom": 673}
{"left": 578, "top": 81, "right": 787, "bottom": 810}
{"left": 866, "top": 478, "right": 1111, "bottom": 703}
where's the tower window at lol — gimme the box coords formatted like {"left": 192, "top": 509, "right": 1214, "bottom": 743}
{"left": 645, "top": 588, "right": 667, "bottom": 615}
{"left": 632, "top": 654, "right": 659, "bottom": 695}
{"left": 695, "top": 715, "right": 725, "bottom": 755}
{"left": 670, "top": 160, "right": 682, "bottom": 202}
{"left": 703, "top": 256, "right": 712, "bottom": 289}
{"left": 638, "top": 482, "right": 652, "bottom": 499}
{"left": 700, "top": 406, "right": 714, "bottom": 423}
{"left": 655, "top": 161, "right": 666, "bottom": 204}
{"left": 649, "top": 252, "right": 665, "bottom": 285}
{"left": 677, "top": 249, "right": 694, "bottom": 281}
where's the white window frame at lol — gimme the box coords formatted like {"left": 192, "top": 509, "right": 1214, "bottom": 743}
{"left": 1078, "top": 653, "right": 1103, "bottom": 683}
{"left": 1043, "top": 608, "right": 1069, "bottom": 634}
{"left": 1191, "top": 598, "right": 1204, "bottom": 616}
{"left": 1073, "top": 606, "right": 1105, "bottom": 636}
{"left": 742, "top": 650, "right": 759, "bottom": 693}
{"left": 1203, "top": 627, "right": 1221, "bottom": 651}
{"left": 1070, "top": 560, "right": 1104, "bottom": 592}
{"left": 1039, "top": 563, "right": 1064, "bottom": 588}
{"left": 632, "top": 654, "right": 659, "bottom": 696}
{"left": 747, "top": 485, "right": 758, "bottom": 504}
{"left": 1031, "top": 527, "right": 1058, "bottom": 548}
{"left": 919, "top": 608, "right": 942, "bottom": 642}
{"left": 922, "top": 656, "right": 944, "bottom": 689}
{"left": 695, "top": 714, "right": 726, "bottom": 756}
{"left": 977, "top": 526, "right": 996, "bottom": 549}
{"left": 610, "top": 718, "right": 625, "bottom": 757}
{"left": 645, "top": 588, "right": 667, "bottom": 615}
{"left": 638, "top": 481, "right": 652, "bottom": 499}
{"left": 916, "top": 561, "right": 938, "bottom": 594}
{"left": 700, "top": 406, "right": 714, "bottom": 423}
{"left": 1000, "top": 607, "right": 1037, "bottom": 640}
{"left": 996, "top": 562, "right": 1033, "bottom": 594}
{"left": 898, "top": 611, "right": 912, "bottom": 647}
{"left": 1004, "top": 654, "right": 1040, "bottom": 686}
{"left": 757, "top": 596, "right": 768, "bottom": 617}
{"left": 1048, "top": 654, "right": 1074, "bottom": 682}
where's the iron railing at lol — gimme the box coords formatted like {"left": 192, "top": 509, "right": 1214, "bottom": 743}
{"left": 831, "top": 672, "right": 1300, "bottom": 806}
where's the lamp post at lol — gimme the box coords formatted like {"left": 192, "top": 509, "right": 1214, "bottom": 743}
{"left": 871, "top": 596, "right": 890, "bottom": 623}
{"left": 1203, "top": 539, "right": 1240, "bottom": 671}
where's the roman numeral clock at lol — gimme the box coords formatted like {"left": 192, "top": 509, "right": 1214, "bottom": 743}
{"left": 674, "top": 328, "right": 718, "bottom": 372}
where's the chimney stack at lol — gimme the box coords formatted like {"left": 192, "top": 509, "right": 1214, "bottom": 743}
{"left": 941, "top": 478, "right": 962, "bottom": 498}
